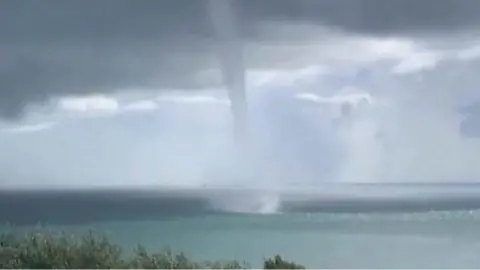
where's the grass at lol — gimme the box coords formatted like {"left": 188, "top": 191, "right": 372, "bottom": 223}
{"left": 0, "top": 230, "right": 306, "bottom": 269}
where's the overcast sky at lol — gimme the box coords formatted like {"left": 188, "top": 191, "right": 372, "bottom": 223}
{"left": 2, "top": 0, "right": 480, "bottom": 188}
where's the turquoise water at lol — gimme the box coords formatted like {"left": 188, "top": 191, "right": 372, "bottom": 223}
{"left": 6, "top": 211, "right": 480, "bottom": 268}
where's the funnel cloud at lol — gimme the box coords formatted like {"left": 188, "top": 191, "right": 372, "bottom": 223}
{"left": 207, "top": 0, "right": 248, "bottom": 143}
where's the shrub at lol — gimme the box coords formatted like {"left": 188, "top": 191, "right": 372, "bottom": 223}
{"left": 0, "top": 231, "right": 305, "bottom": 269}
{"left": 128, "top": 245, "right": 247, "bottom": 269}
{"left": 264, "top": 254, "right": 306, "bottom": 269}
{"left": 0, "top": 231, "right": 125, "bottom": 269}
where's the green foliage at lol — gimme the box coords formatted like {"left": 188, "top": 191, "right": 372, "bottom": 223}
{"left": 0, "top": 230, "right": 305, "bottom": 269}
{"left": 128, "top": 245, "right": 247, "bottom": 269}
{"left": 264, "top": 255, "right": 306, "bottom": 269}
{"left": 0, "top": 230, "right": 125, "bottom": 269}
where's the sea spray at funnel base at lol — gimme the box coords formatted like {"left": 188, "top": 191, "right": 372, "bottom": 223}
{"left": 208, "top": 191, "right": 282, "bottom": 214}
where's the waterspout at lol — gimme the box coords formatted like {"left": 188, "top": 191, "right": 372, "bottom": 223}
{"left": 207, "top": 0, "right": 248, "bottom": 143}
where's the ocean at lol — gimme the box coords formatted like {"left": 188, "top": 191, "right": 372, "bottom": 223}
{"left": 3, "top": 185, "right": 480, "bottom": 268}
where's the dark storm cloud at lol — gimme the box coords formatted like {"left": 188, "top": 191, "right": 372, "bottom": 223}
{"left": 2, "top": 0, "right": 480, "bottom": 119}
{"left": 246, "top": 0, "right": 480, "bottom": 36}
{"left": 0, "top": 43, "right": 216, "bottom": 119}
{"left": 3, "top": 0, "right": 479, "bottom": 42}
{"left": 0, "top": 0, "right": 220, "bottom": 119}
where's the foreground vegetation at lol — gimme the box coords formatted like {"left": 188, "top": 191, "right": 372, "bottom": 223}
{"left": 0, "top": 231, "right": 306, "bottom": 269}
